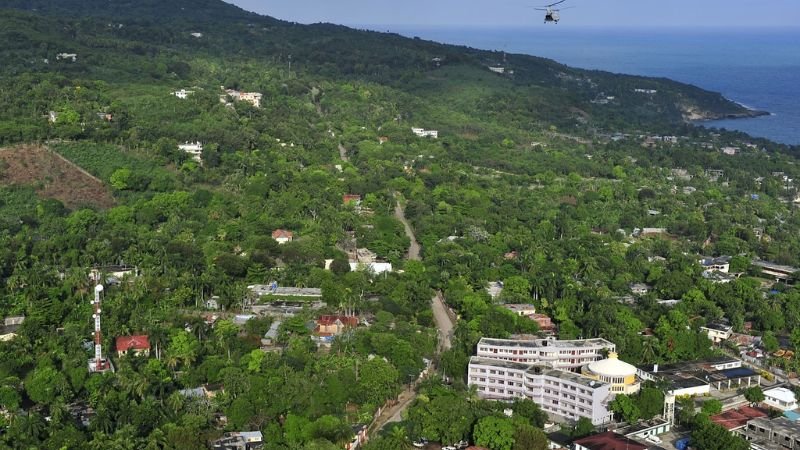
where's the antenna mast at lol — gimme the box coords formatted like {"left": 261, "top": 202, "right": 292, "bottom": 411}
{"left": 88, "top": 284, "right": 112, "bottom": 373}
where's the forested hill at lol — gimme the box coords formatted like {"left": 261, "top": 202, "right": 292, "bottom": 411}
{"left": 0, "top": 0, "right": 759, "bottom": 136}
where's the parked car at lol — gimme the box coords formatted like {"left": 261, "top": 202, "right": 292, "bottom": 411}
{"left": 442, "top": 446, "right": 456, "bottom": 450}
{"left": 454, "top": 440, "right": 469, "bottom": 449}
{"left": 412, "top": 438, "right": 428, "bottom": 448}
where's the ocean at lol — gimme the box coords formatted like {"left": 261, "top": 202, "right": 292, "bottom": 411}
{"left": 382, "top": 26, "right": 800, "bottom": 145}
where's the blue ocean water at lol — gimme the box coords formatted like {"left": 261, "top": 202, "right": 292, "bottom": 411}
{"left": 385, "top": 26, "right": 800, "bottom": 145}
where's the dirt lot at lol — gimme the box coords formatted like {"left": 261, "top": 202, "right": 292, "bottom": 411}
{"left": 0, "top": 144, "right": 115, "bottom": 209}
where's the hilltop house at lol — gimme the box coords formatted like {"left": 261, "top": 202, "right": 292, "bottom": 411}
{"left": 630, "top": 283, "right": 652, "bottom": 296}
{"left": 271, "top": 229, "right": 293, "bottom": 244}
{"left": 315, "top": 315, "right": 359, "bottom": 337}
{"left": 172, "top": 89, "right": 194, "bottom": 99}
{"left": 411, "top": 127, "right": 438, "bottom": 138}
{"left": 178, "top": 141, "right": 203, "bottom": 163}
{"left": 222, "top": 88, "right": 263, "bottom": 108}
{"left": 90, "top": 265, "right": 138, "bottom": 284}
{"left": 116, "top": 335, "right": 151, "bottom": 357}
{"left": 0, "top": 316, "right": 25, "bottom": 342}
{"left": 56, "top": 53, "right": 77, "bottom": 62}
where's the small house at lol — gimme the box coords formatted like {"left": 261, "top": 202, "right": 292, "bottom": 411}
{"left": 315, "top": 315, "right": 358, "bottom": 337}
{"left": 116, "top": 335, "right": 150, "bottom": 357}
{"left": 630, "top": 283, "right": 651, "bottom": 296}
{"left": 0, "top": 316, "right": 25, "bottom": 342}
{"left": 271, "top": 229, "right": 293, "bottom": 244}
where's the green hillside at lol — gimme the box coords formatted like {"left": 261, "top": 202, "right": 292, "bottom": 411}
{"left": 0, "top": 2, "right": 795, "bottom": 450}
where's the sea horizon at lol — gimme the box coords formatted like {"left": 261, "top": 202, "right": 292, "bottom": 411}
{"left": 356, "top": 25, "right": 800, "bottom": 145}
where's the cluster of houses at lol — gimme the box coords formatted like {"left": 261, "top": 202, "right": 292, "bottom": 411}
{"left": 220, "top": 87, "right": 263, "bottom": 108}
{"left": 499, "top": 304, "right": 555, "bottom": 334}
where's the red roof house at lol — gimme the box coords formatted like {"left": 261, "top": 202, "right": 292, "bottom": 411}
{"left": 573, "top": 432, "right": 648, "bottom": 450}
{"left": 272, "top": 229, "right": 294, "bottom": 244}
{"left": 116, "top": 335, "right": 151, "bottom": 357}
{"left": 315, "top": 315, "right": 359, "bottom": 336}
{"left": 711, "top": 406, "right": 768, "bottom": 431}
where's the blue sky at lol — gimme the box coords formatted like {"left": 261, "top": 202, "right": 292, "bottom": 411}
{"left": 227, "top": 0, "right": 800, "bottom": 28}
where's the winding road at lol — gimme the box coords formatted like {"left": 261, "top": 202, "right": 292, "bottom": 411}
{"left": 369, "top": 197, "right": 455, "bottom": 432}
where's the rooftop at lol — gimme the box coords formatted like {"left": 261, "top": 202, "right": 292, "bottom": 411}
{"left": 585, "top": 352, "right": 638, "bottom": 377}
{"left": 702, "top": 321, "right": 733, "bottom": 332}
{"left": 709, "top": 366, "right": 759, "bottom": 381}
{"left": 711, "top": 406, "right": 768, "bottom": 430}
{"left": 573, "top": 431, "right": 648, "bottom": 450}
{"left": 765, "top": 387, "right": 797, "bottom": 403}
{"left": 249, "top": 285, "right": 322, "bottom": 297}
{"left": 115, "top": 335, "right": 150, "bottom": 352}
{"left": 470, "top": 356, "right": 611, "bottom": 389}
{"left": 479, "top": 337, "right": 615, "bottom": 350}
{"left": 747, "top": 416, "right": 800, "bottom": 437}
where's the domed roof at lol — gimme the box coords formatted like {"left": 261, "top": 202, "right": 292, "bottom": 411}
{"left": 586, "top": 352, "right": 637, "bottom": 378}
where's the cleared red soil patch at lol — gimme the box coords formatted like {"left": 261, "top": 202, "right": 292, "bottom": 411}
{"left": 0, "top": 144, "right": 115, "bottom": 209}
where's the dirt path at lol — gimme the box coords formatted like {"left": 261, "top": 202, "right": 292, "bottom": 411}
{"left": 338, "top": 143, "right": 349, "bottom": 163}
{"left": 369, "top": 197, "right": 456, "bottom": 432}
{"left": 393, "top": 199, "right": 421, "bottom": 261}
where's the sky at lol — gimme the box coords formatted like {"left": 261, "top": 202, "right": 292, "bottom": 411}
{"left": 227, "top": 0, "right": 800, "bottom": 28}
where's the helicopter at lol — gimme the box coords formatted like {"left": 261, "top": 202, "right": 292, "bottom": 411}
{"left": 535, "top": 0, "right": 573, "bottom": 24}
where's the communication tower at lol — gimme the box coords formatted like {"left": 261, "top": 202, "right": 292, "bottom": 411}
{"left": 88, "top": 284, "right": 113, "bottom": 373}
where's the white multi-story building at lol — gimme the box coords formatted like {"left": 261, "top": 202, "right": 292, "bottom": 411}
{"left": 469, "top": 357, "right": 613, "bottom": 425}
{"left": 475, "top": 337, "right": 616, "bottom": 372}
{"left": 178, "top": 141, "right": 203, "bottom": 163}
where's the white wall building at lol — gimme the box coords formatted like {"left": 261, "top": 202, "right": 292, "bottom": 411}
{"left": 173, "top": 89, "right": 194, "bottom": 99}
{"left": 764, "top": 387, "right": 799, "bottom": 411}
{"left": 476, "top": 337, "right": 616, "bottom": 372}
{"left": 57, "top": 53, "right": 77, "bottom": 62}
{"left": 411, "top": 127, "right": 438, "bottom": 138}
{"left": 349, "top": 262, "right": 393, "bottom": 275}
{"left": 469, "top": 357, "right": 613, "bottom": 425}
{"left": 178, "top": 141, "right": 203, "bottom": 163}
{"left": 699, "top": 256, "right": 731, "bottom": 273}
